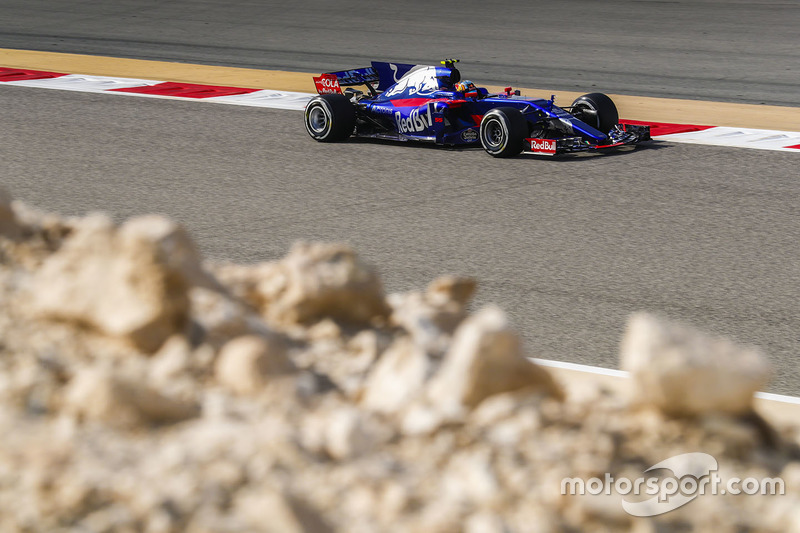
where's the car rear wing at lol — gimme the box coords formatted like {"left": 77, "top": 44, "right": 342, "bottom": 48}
{"left": 313, "top": 62, "right": 418, "bottom": 96}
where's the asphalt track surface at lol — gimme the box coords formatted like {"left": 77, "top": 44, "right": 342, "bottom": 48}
{"left": 2, "top": 0, "right": 800, "bottom": 394}
{"left": 1, "top": 0, "right": 799, "bottom": 107}
{"left": 2, "top": 85, "right": 799, "bottom": 394}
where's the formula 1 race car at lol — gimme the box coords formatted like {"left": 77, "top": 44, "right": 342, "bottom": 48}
{"left": 303, "top": 59, "right": 650, "bottom": 158}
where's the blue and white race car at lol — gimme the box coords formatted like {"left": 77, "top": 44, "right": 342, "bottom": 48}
{"left": 304, "top": 60, "right": 650, "bottom": 158}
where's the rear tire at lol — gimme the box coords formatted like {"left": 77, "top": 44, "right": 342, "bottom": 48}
{"left": 304, "top": 94, "right": 356, "bottom": 142}
{"left": 479, "top": 107, "right": 527, "bottom": 158}
{"left": 571, "top": 93, "right": 619, "bottom": 134}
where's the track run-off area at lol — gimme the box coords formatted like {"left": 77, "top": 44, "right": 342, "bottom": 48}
{"left": 1, "top": 0, "right": 799, "bottom": 398}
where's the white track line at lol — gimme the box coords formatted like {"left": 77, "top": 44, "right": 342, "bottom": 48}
{"left": 3, "top": 74, "right": 163, "bottom": 92}
{"left": 532, "top": 357, "right": 800, "bottom": 405}
{"left": 657, "top": 127, "right": 800, "bottom": 153}
{"left": 3, "top": 75, "right": 313, "bottom": 109}
{"left": 208, "top": 90, "right": 314, "bottom": 110}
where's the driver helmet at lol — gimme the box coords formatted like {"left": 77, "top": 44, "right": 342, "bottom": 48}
{"left": 454, "top": 80, "right": 476, "bottom": 93}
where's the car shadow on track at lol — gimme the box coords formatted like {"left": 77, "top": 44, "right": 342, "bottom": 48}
{"left": 343, "top": 137, "right": 669, "bottom": 160}
{"left": 517, "top": 141, "right": 670, "bottom": 162}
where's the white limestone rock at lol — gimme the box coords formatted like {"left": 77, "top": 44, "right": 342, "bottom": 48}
{"left": 621, "top": 312, "right": 772, "bottom": 416}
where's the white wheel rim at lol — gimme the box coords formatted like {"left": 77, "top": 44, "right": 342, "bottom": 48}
{"left": 482, "top": 117, "right": 507, "bottom": 152}
{"left": 308, "top": 105, "right": 329, "bottom": 135}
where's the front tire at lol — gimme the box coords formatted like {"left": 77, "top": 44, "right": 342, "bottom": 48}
{"left": 304, "top": 94, "right": 356, "bottom": 142}
{"left": 571, "top": 93, "right": 619, "bottom": 134}
{"left": 479, "top": 107, "right": 527, "bottom": 158}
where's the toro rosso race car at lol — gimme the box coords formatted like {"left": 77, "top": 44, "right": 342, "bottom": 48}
{"left": 304, "top": 60, "right": 650, "bottom": 158}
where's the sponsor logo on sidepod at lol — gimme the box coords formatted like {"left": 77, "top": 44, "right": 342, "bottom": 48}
{"left": 461, "top": 129, "right": 478, "bottom": 141}
{"left": 395, "top": 107, "right": 433, "bottom": 134}
{"left": 530, "top": 138, "right": 556, "bottom": 155}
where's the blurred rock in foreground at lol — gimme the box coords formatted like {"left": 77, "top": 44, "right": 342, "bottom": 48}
{"left": 0, "top": 189, "right": 798, "bottom": 533}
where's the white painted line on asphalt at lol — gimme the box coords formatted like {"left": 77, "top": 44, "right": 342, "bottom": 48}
{"left": 3, "top": 73, "right": 162, "bottom": 92}
{"left": 208, "top": 90, "right": 312, "bottom": 110}
{"left": 754, "top": 391, "right": 800, "bottom": 405}
{"left": 657, "top": 126, "right": 800, "bottom": 152}
{"left": 531, "top": 357, "right": 800, "bottom": 405}
{"left": 532, "top": 357, "right": 629, "bottom": 378}
{"left": 3, "top": 75, "right": 313, "bottom": 108}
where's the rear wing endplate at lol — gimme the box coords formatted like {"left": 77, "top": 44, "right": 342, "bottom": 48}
{"left": 313, "top": 62, "right": 418, "bottom": 95}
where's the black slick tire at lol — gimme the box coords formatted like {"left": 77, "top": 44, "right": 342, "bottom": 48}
{"left": 571, "top": 93, "right": 619, "bottom": 134}
{"left": 304, "top": 94, "right": 356, "bottom": 142}
{"left": 479, "top": 107, "right": 527, "bottom": 158}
